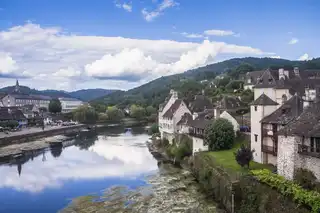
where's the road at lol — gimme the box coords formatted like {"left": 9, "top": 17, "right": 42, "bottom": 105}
{"left": 0, "top": 125, "right": 83, "bottom": 139}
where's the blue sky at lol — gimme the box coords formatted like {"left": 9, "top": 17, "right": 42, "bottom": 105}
{"left": 0, "top": 0, "right": 319, "bottom": 91}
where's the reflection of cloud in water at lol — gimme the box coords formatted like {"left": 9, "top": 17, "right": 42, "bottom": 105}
{"left": 0, "top": 133, "right": 157, "bottom": 193}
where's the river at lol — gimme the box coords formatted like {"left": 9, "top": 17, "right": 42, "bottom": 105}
{"left": 0, "top": 126, "right": 222, "bottom": 213}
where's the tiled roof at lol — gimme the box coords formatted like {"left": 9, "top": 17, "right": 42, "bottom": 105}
{"left": 188, "top": 95, "right": 213, "bottom": 113}
{"left": 189, "top": 109, "right": 215, "bottom": 129}
{"left": 218, "top": 96, "right": 247, "bottom": 111}
{"left": 251, "top": 94, "right": 278, "bottom": 106}
{"left": 261, "top": 95, "right": 303, "bottom": 125}
{"left": 162, "top": 99, "right": 182, "bottom": 119}
{"left": 0, "top": 108, "right": 27, "bottom": 121}
{"left": 278, "top": 100, "right": 320, "bottom": 137}
{"left": 244, "top": 70, "right": 264, "bottom": 85}
{"left": 9, "top": 94, "right": 52, "bottom": 100}
{"left": 176, "top": 113, "right": 192, "bottom": 126}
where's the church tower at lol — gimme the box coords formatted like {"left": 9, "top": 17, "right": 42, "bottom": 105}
{"left": 14, "top": 79, "right": 20, "bottom": 93}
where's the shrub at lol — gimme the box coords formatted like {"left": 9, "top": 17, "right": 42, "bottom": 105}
{"left": 294, "top": 168, "right": 317, "bottom": 190}
{"left": 204, "top": 118, "right": 235, "bottom": 151}
{"left": 251, "top": 169, "right": 320, "bottom": 212}
{"left": 234, "top": 144, "right": 254, "bottom": 168}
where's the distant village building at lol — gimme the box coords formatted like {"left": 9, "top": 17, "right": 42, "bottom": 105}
{"left": 1, "top": 80, "right": 51, "bottom": 109}
{"left": 0, "top": 107, "right": 27, "bottom": 127}
{"left": 58, "top": 97, "right": 83, "bottom": 113}
{"left": 250, "top": 67, "right": 320, "bottom": 181}
{"left": 158, "top": 90, "right": 243, "bottom": 154}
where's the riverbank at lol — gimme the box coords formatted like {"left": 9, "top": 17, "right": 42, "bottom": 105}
{"left": 0, "top": 124, "right": 87, "bottom": 147}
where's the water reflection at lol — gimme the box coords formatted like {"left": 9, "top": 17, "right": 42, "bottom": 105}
{"left": 0, "top": 127, "right": 157, "bottom": 194}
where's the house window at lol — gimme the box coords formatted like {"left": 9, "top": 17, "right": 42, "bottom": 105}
{"left": 254, "top": 106, "right": 257, "bottom": 111}
{"left": 254, "top": 134, "right": 258, "bottom": 142}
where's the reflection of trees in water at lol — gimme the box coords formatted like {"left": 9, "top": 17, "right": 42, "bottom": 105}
{"left": 97, "top": 126, "right": 147, "bottom": 136}
{"left": 50, "top": 146, "right": 63, "bottom": 158}
{"left": 74, "top": 131, "right": 99, "bottom": 150}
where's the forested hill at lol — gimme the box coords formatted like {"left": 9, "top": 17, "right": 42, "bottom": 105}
{"left": 93, "top": 57, "right": 320, "bottom": 108}
{"left": 0, "top": 86, "right": 118, "bottom": 101}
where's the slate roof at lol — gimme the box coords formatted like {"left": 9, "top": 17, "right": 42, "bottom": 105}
{"left": 0, "top": 108, "right": 27, "bottom": 121}
{"left": 9, "top": 94, "right": 52, "bottom": 100}
{"left": 176, "top": 113, "right": 192, "bottom": 126}
{"left": 188, "top": 95, "right": 213, "bottom": 113}
{"left": 244, "top": 70, "right": 264, "bottom": 85}
{"left": 261, "top": 95, "right": 303, "bottom": 125}
{"left": 162, "top": 99, "right": 182, "bottom": 119}
{"left": 278, "top": 101, "right": 320, "bottom": 137}
{"left": 188, "top": 109, "right": 215, "bottom": 129}
{"left": 251, "top": 94, "right": 278, "bottom": 106}
{"left": 218, "top": 96, "right": 247, "bottom": 111}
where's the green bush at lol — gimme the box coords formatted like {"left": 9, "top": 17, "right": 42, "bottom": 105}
{"left": 204, "top": 118, "right": 235, "bottom": 151}
{"left": 149, "top": 123, "right": 159, "bottom": 135}
{"left": 294, "top": 168, "right": 317, "bottom": 190}
{"left": 251, "top": 169, "right": 320, "bottom": 212}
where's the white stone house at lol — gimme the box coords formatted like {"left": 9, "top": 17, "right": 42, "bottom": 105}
{"left": 250, "top": 67, "right": 320, "bottom": 180}
{"left": 158, "top": 90, "right": 191, "bottom": 143}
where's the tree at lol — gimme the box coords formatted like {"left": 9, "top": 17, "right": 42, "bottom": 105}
{"left": 149, "top": 123, "right": 159, "bottom": 135}
{"left": 229, "top": 63, "right": 255, "bottom": 79}
{"left": 234, "top": 144, "right": 254, "bottom": 168}
{"left": 146, "top": 105, "right": 157, "bottom": 116}
{"left": 49, "top": 99, "right": 62, "bottom": 114}
{"left": 204, "top": 118, "right": 235, "bottom": 151}
{"left": 106, "top": 106, "right": 124, "bottom": 122}
{"left": 215, "top": 76, "right": 231, "bottom": 88}
{"left": 90, "top": 102, "right": 107, "bottom": 113}
{"left": 73, "top": 105, "right": 98, "bottom": 124}
{"left": 240, "top": 89, "right": 254, "bottom": 103}
{"left": 130, "top": 104, "right": 146, "bottom": 120}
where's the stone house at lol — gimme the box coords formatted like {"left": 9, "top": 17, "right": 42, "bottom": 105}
{"left": 158, "top": 90, "right": 191, "bottom": 143}
{"left": 250, "top": 67, "right": 320, "bottom": 180}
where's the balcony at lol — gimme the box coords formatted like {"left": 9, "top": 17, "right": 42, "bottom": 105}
{"left": 262, "top": 145, "right": 277, "bottom": 156}
{"left": 298, "top": 144, "right": 320, "bottom": 159}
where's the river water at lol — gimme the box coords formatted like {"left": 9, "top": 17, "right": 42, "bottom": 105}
{"left": 0, "top": 127, "right": 222, "bottom": 213}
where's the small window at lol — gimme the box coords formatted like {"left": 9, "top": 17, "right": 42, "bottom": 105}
{"left": 254, "top": 134, "right": 258, "bottom": 142}
{"left": 254, "top": 106, "right": 257, "bottom": 111}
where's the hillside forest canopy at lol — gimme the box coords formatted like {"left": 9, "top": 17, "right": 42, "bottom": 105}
{"left": 91, "top": 57, "right": 320, "bottom": 109}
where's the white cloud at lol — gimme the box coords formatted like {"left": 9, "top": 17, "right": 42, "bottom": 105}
{"left": 181, "top": 32, "right": 203, "bottom": 39}
{"left": 115, "top": 1, "right": 132, "bottom": 12}
{"left": 298, "top": 53, "right": 311, "bottom": 61}
{"left": 288, "top": 38, "right": 298, "bottom": 44}
{"left": 0, "top": 22, "right": 271, "bottom": 91}
{"left": 204, "top": 29, "right": 235, "bottom": 36}
{"left": 0, "top": 52, "right": 18, "bottom": 75}
{"left": 269, "top": 56, "right": 281, "bottom": 59}
{"left": 142, "top": 0, "right": 178, "bottom": 22}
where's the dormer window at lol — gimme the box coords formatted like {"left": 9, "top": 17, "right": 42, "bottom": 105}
{"left": 268, "top": 78, "right": 272, "bottom": 83}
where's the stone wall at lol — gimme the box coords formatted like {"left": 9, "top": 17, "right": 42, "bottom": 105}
{"left": 278, "top": 135, "right": 320, "bottom": 181}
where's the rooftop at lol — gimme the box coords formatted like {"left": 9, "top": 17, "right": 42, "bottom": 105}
{"left": 251, "top": 94, "right": 278, "bottom": 106}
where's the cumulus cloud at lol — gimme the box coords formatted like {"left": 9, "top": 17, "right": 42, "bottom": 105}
{"left": 142, "top": 0, "right": 178, "bottom": 22}
{"left": 298, "top": 53, "right": 311, "bottom": 61}
{"left": 204, "top": 29, "right": 235, "bottom": 36}
{"left": 288, "top": 38, "right": 298, "bottom": 44}
{"left": 115, "top": 1, "right": 132, "bottom": 12}
{"left": 0, "top": 22, "right": 271, "bottom": 91}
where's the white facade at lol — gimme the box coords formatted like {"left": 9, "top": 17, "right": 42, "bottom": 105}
{"left": 220, "top": 111, "right": 240, "bottom": 134}
{"left": 158, "top": 90, "right": 191, "bottom": 143}
{"left": 59, "top": 98, "right": 83, "bottom": 113}
{"left": 250, "top": 101, "right": 277, "bottom": 163}
{"left": 192, "top": 137, "right": 208, "bottom": 154}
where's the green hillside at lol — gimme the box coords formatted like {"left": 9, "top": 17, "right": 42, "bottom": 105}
{"left": 92, "top": 57, "right": 320, "bottom": 108}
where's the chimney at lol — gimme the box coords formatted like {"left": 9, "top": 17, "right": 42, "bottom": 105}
{"left": 294, "top": 67, "right": 300, "bottom": 77}
{"left": 214, "top": 108, "right": 220, "bottom": 118}
{"left": 279, "top": 68, "right": 285, "bottom": 80}
{"left": 192, "top": 112, "right": 198, "bottom": 120}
